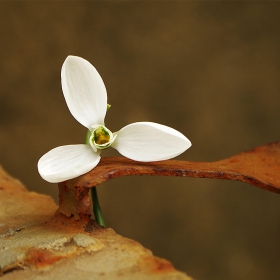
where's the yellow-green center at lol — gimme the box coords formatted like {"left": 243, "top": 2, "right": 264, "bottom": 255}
{"left": 89, "top": 125, "right": 115, "bottom": 152}
{"left": 94, "top": 126, "right": 110, "bottom": 145}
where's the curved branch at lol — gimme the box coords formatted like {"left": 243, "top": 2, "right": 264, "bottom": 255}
{"left": 58, "top": 140, "right": 280, "bottom": 219}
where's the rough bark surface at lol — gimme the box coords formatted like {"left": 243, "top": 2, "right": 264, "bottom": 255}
{"left": 0, "top": 166, "right": 193, "bottom": 280}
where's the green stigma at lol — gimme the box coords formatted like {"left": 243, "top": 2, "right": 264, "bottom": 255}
{"left": 94, "top": 126, "right": 110, "bottom": 145}
{"left": 89, "top": 125, "right": 116, "bottom": 151}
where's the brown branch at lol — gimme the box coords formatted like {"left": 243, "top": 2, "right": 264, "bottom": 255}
{"left": 58, "top": 140, "right": 280, "bottom": 220}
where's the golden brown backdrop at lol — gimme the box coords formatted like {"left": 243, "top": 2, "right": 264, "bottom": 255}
{"left": 1, "top": 2, "right": 280, "bottom": 280}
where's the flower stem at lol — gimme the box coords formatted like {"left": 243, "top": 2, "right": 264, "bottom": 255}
{"left": 91, "top": 187, "right": 105, "bottom": 227}
{"left": 85, "top": 129, "right": 105, "bottom": 226}
{"left": 85, "top": 129, "right": 91, "bottom": 145}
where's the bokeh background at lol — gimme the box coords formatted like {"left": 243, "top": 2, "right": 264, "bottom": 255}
{"left": 1, "top": 2, "right": 280, "bottom": 280}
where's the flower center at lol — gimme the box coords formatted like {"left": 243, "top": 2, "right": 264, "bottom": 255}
{"left": 89, "top": 125, "right": 116, "bottom": 152}
{"left": 94, "top": 126, "right": 110, "bottom": 145}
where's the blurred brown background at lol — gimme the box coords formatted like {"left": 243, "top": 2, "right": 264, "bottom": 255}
{"left": 1, "top": 2, "right": 280, "bottom": 280}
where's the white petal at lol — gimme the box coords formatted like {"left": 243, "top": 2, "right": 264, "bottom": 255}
{"left": 112, "top": 122, "right": 191, "bottom": 162}
{"left": 38, "top": 144, "right": 101, "bottom": 183}
{"left": 61, "top": 56, "right": 107, "bottom": 129}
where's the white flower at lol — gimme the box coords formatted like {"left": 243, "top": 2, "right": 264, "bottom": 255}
{"left": 38, "top": 56, "right": 192, "bottom": 183}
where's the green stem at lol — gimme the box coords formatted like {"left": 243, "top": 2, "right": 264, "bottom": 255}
{"left": 91, "top": 187, "right": 105, "bottom": 227}
{"left": 85, "top": 129, "right": 91, "bottom": 145}
{"left": 85, "top": 129, "right": 105, "bottom": 226}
